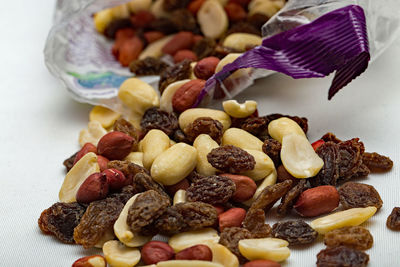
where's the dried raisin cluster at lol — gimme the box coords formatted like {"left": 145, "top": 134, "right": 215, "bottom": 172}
{"left": 207, "top": 145, "right": 255, "bottom": 173}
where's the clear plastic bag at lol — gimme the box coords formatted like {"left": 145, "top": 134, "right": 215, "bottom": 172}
{"left": 44, "top": 0, "right": 400, "bottom": 113}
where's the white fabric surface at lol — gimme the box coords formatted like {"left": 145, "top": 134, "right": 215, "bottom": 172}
{"left": 0, "top": 1, "right": 399, "bottom": 266}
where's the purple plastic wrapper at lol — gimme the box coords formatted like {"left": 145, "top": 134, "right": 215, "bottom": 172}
{"left": 45, "top": 0, "right": 400, "bottom": 114}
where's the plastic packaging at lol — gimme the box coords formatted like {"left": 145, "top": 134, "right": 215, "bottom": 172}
{"left": 45, "top": 0, "right": 400, "bottom": 113}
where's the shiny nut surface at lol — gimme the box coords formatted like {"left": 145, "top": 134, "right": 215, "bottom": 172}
{"left": 238, "top": 238, "right": 290, "bottom": 262}
{"left": 172, "top": 79, "right": 206, "bottom": 113}
{"left": 222, "top": 128, "right": 263, "bottom": 151}
{"left": 124, "top": 152, "right": 144, "bottom": 166}
{"left": 160, "top": 79, "right": 190, "bottom": 113}
{"left": 218, "top": 208, "right": 247, "bottom": 231}
{"left": 97, "top": 131, "right": 134, "bottom": 160}
{"left": 294, "top": 186, "right": 340, "bottom": 217}
{"left": 220, "top": 173, "right": 257, "bottom": 202}
{"left": 175, "top": 244, "right": 213, "bottom": 261}
{"left": 102, "top": 240, "right": 141, "bottom": 267}
{"left": 76, "top": 172, "right": 109, "bottom": 204}
{"left": 222, "top": 100, "right": 257, "bottom": 118}
{"left": 268, "top": 117, "right": 306, "bottom": 144}
{"left": 173, "top": 189, "right": 187, "bottom": 205}
{"left": 179, "top": 108, "right": 231, "bottom": 133}
{"left": 90, "top": 105, "right": 121, "bottom": 128}
{"left": 141, "top": 129, "right": 170, "bottom": 170}
{"left": 204, "top": 241, "right": 239, "bottom": 267}
{"left": 79, "top": 121, "right": 108, "bottom": 147}
{"left": 243, "top": 149, "right": 275, "bottom": 181}
{"left": 141, "top": 241, "right": 174, "bottom": 265}
{"left": 169, "top": 228, "right": 220, "bottom": 252}
{"left": 223, "top": 33, "right": 262, "bottom": 52}
{"left": 193, "top": 134, "right": 219, "bottom": 176}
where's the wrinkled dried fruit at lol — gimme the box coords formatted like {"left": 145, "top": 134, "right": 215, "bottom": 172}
{"left": 187, "top": 175, "right": 236, "bottom": 205}
{"left": 242, "top": 208, "right": 271, "bottom": 238}
{"left": 141, "top": 241, "right": 175, "bottom": 265}
{"left": 277, "top": 179, "right": 308, "bottom": 216}
{"left": 74, "top": 197, "right": 124, "bottom": 248}
{"left": 386, "top": 207, "right": 400, "bottom": 230}
{"left": 193, "top": 37, "right": 216, "bottom": 59}
{"left": 127, "top": 190, "right": 170, "bottom": 233}
{"left": 185, "top": 117, "right": 224, "bottom": 143}
{"left": 276, "top": 165, "right": 298, "bottom": 185}
{"left": 249, "top": 180, "right": 292, "bottom": 214}
{"left": 170, "top": 9, "right": 199, "bottom": 32}
{"left": 129, "top": 57, "right": 168, "bottom": 75}
{"left": 163, "top": 0, "right": 191, "bottom": 11}
{"left": 337, "top": 138, "right": 364, "bottom": 183}
{"left": 175, "top": 244, "right": 213, "bottom": 261}
{"left": 64, "top": 152, "right": 77, "bottom": 172}
{"left": 272, "top": 220, "right": 317, "bottom": 245}
{"left": 113, "top": 118, "right": 139, "bottom": 139}
{"left": 141, "top": 107, "right": 178, "bottom": 136}
{"left": 133, "top": 172, "right": 171, "bottom": 200}
{"left": 262, "top": 138, "right": 282, "bottom": 167}
{"left": 316, "top": 246, "right": 369, "bottom": 267}
{"left": 207, "top": 145, "right": 255, "bottom": 173}
{"left": 324, "top": 226, "right": 373, "bottom": 250}
{"left": 159, "top": 60, "right": 192, "bottom": 94}
{"left": 38, "top": 202, "right": 86, "bottom": 244}
{"left": 311, "top": 142, "right": 340, "bottom": 187}
{"left": 219, "top": 227, "right": 253, "bottom": 264}
{"left": 321, "top": 132, "right": 342, "bottom": 143}
{"left": 362, "top": 152, "right": 393, "bottom": 172}
{"left": 153, "top": 205, "right": 186, "bottom": 235}
{"left": 339, "top": 182, "right": 383, "bottom": 210}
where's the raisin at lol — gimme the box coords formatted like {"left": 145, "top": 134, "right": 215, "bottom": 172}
{"left": 316, "top": 246, "right": 369, "bottom": 267}
{"left": 163, "top": 0, "right": 191, "bottom": 11}
{"left": 247, "top": 13, "right": 269, "bottom": 30}
{"left": 133, "top": 172, "right": 171, "bottom": 201}
{"left": 153, "top": 205, "right": 186, "bottom": 235}
{"left": 277, "top": 179, "right": 308, "bottom": 216}
{"left": 150, "top": 18, "right": 177, "bottom": 34}
{"left": 185, "top": 117, "right": 224, "bottom": 143}
{"left": 241, "top": 117, "right": 269, "bottom": 140}
{"left": 348, "top": 163, "right": 370, "bottom": 180}
{"left": 324, "top": 226, "right": 373, "bottom": 250}
{"left": 129, "top": 57, "right": 168, "bottom": 75}
{"left": 127, "top": 190, "right": 170, "bottom": 233}
{"left": 272, "top": 220, "right": 317, "bottom": 246}
{"left": 176, "top": 202, "right": 218, "bottom": 231}
{"left": 193, "top": 37, "right": 216, "bottom": 59}
{"left": 321, "top": 132, "right": 342, "bottom": 143}
{"left": 262, "top": 138, "right": 282, "bottom": 167}
{"left": 38, "top": 202, "right": 86, "bottom": 244}
{"left": 108, "top": 160, "right": 148, "bottom": 191}
{"left": 277, "top": 165, "right": 298, "bottom": 185}
{"left": 140, "top": 107, "right": 178, "bottom": 136}
{"left": 187, "top": 175, "right": 236, "bottom": 205}
{"left": 386, "top": 207, "right": 400, "bottom": 230}
{"left": 212, "top": 45, "right": 240, "bottom": 59}
{"left": 219, "top": 227, "right": 253, "bottom": 264}
{"left": 225, "top": 22, "right": 261, "bottom": 36}
{"left": 186, "top": 171, "right": 206, "bottom": 183}
{"left": 110, "top": 185, "right": 140, "bottom": 204}
{"left": 172, "top": 129, "right": 191, "bottom": 144}
{"left": 113, "top": 118, "right": 139, "bottom": 140}
{"left": 311, "top": 142, "right": 340, "bottom": 187}
{"left": 337, "top": 139, "right": 364, "bottom": 182}
{"left": 207, "top": 145, "right": 255, "bottom": 173}
{"left": 339, "top": 182, "right": 383, "bottom": 210}
{"left": 242, "top": 208, "right": 272, "bottom": 238}
{"left": 74, "top": 197, "right": 124, "bottom": 248}
{"left": 266, "top": 114, "right": 308, "bottom": 134}
{"left": 63, "top": 152, "right": 77, "bottom": 172}
{"left": 104, "top": 18, "right": 132, "bottom": 39}
{"left": 159, "top": 60, "right": 192, "bottom": 93}
{"left": 170, "top": 9, "right": 199, "bottom": 32}
{"left": 249, "top": 180, "right": 292, "bottom": 214}
{"left": 362, "top": 152, "right": 393, "bottom": 172}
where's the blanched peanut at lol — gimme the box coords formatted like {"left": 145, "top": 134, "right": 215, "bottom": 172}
{"left": 204, "top": 241, "right": 239, "bottom": 267}
{"left": 59, "top": 152, "right": 99, "bottom": 203}
{"left": 103, "top": 240, "right": 141, "bottom": 267}
{"left": 243, "top": 149, "right": 275, "bottom": 181}
{"left": 268, "top": 117, "right": 306, "bottom": 143}
{"left": 160, "top": 79, "right": 191, "bottom": 113}
{"left": 79, "top": 120, "right": 108, "bottom": 147}
{"left": 197, "top": 0, "right": 228, "bottom": 39}
{"left": 193, "top": 134, "right": 218, "bottom": 176}
{"left": 124, "top": 152, "right": 144, "bottom": 166}
{"left": 157, "top": 261, "right": 224, "bottom": 267}
{"left": 310, "top": 207, "right": 377, "bottom": 234}
{"left": 169, "top": 228, "right": 220, "bottom": 252}
{"left": 190, "top": 62, "right": 197, "bottom": 79}
{"left": 151, "top": 0, "right": 170, "bottom": 18}
{"left": 169, "top": 139, "right": 176, "bottom": 146}
{"left": 249, "top": 0, "right": 284, "bottom": 17}
{"left": 118, "top": 78, "right": 160, "bottom": 116}
{"left": 127, "top": 112, "right": 142, "bottom": 130}
{"left": 243, "top": 169, "right": 277, "bottom": 206}
{"left": 179, "top": 108, "right": 231, "bottom": 132}
{"left": 140, "top": 35, "right": 174, "bottom": 59}
{"left": 238, "top": 238, "right": 290, "bottom": 262}
{"left": 173, "top": 189, "right": 187, "bottom": 205}
{"left": 110, "top": 4, "right": 130, "bottom": 19}
{"left": 94, "top": 9, "right": 113, "bottom": 33}
{"left": 281, "top": 133, "right": 324, "bottom": 178}
{"left": 223, "top": 34, "right": 262, "bottom": 52}
{"left": 114, "top": 194, "right": 152, "bottom": 247}
{"left": 89, "top": 106, "right": 121, "bottom": 128}
{"left": 142, "top": 129, "right": 170, "bottom": 170}
{"left": 94, "top": 227, "right": 116, "bottom": 248}
{"left": 215, "top": 53, "right": 250, "bottom": 80}
{"left": 127, "top": 0, "right": 152, "bottom": 13}
{"left": 222, "top": 100, "right": 257, "bottom": 119}
{"left": 151, "top": 143, "right": 197, "bottom": 185}
{"left": 222, "top": 128, "right": 263, "bottom": 151}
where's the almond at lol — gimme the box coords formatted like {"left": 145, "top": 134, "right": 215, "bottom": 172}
{"left": 172, "top": 79, "right": 206, "bottom": 113}
{"left": 76, "top": 172, "right": 109, "bottom": 204}
{"left": 97, "top": 131, "right": 134, "bottom": 160}
{"left": 294, "top": 185, "right": 340, "bottom": 217}
{"left": 194, "top": 57, "right": 220, "bottom": 80}
{"left": 162, "top": 31, "right": 194, "bottom": 56}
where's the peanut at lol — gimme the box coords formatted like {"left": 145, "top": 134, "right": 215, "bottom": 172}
{"left": 223, "top": 33, "right": 262, "bottom": 52}
{"left": 169, "top": 228, "right": 220, "bottom": 252}
{"left": 141, "top": 241, "right": 174, "bottom": 265}
{"left": 268, "top": 117, "right": 306, "bottom": 143}
{"left": 197, "top": 0, "right": 228, "bottom": 39}
{"left": 243, "top": 169, "right": 277, "bottom": 206}
{"left": 224, "top": 2, "right": 247, "bottom": 22}
{"left": 179, "top": 108, "right": 231, "bottom": 132}
{"left": 124, "top": 152, "right": 144, "bottom": 166}
{"left": 220, "top": 173, "right": 257, "bottom": 202}
{"left": 238, "top": 238, "right": 290, "bottom": 262}
{"left": 73, "top": 143, "right": 97, "bottom": 165}
{"left": 102, "top": 240, "right": 141, "bottom": 267}
{"left": 215, "top": 53, "right": 250, "bottom": 80}
{"left": 72, "top": 255, "right": 106, "bottom": 267}
{"left": 79, "top": 121, "right": 107, "bottom": 147}
{"left": 89, "top": 106, "right": 121, "bottom": 128}
{"left": 280, "top": 133, "right": 324, "bottom": 178}
{"left": 204, "top": 241, "right": 239, "bottom": 267}
{"left": 294, "top": 186, "right": 340, "bottom": 217}
{"left": 174, "top": 49, "right": 198, "bottom": 63}
{"left": 97, "top": 131, "right": 134, "bottom": 160}
{"left": 175, "top": 244, "right": 213, "bottom": 261}
{"left": 243, "top": 260, "right": 281, "bottom": 267}
{"left": 141, "top": 129, "right": 170, "bottom": 170}
{"left": 114, "top": 194, "right": 152, "bottom": 247}
{"left": 97, "top": 155, "right": 110, "bottom": 172}
{"left": 222, "top": 128, "right": 263, "bottom": 151}
{"left": 243, "top": 149, "right": 275, "bottom": 181}
{"left": 151, "top": 143, "right": 197, "bottom": 185}
{"left": 59, "top": 152, "right": 100, "bottom": 203}
{"left": 310, "top": 206, "right": 377, "bottom": 234}
{"left": 162, "top": 32, "right": 194, "bottom": 56}
{"left": 94, "top": 227, "right": 115, "bottom": 248}
{"left": 222, "top": 100, "right": 257, "bottom": 119}
{"left": 139, "top": 35, "right": 175, "bottom": 59}
{"left": 193, "top": 134, "right": 219, "bottom": 176}
{"left": 150, "top": 0, "right": 170, "bottom": 18}
{"left": 157, "top": 261, "right": 224, "bottom": 267}
{"left": 248, "top": 0, "right": 284, "bottom": 17}
{"left": 76, "top": 172, "right": 109, "bottom": 204}
{"left": 172, "top": 79, "right": 206, "bottom": 113}
{"left": 218, "top": 208, "right": 247, "bottom": 231}
{"left": 160, "top": 80, "right": 191, "bottom": 113}
{"left": 103, "top": 168, "right": 129, "bottom": 191}
{"left": 194, "top": 57, "right": 220, "bottom": 80}
{"left": 110, "top": 4, "right": 130, "bottom": 19}
{"left": 127, "top": 0, "right": 152, "bottom": 13}
{"left": 165, "top": 179, "right": 190, "bottom": 196}
{"left": 118, "top": 78, "right": 160, "bottom": 116}
{"left": 93, "top": 9, "right": 113, "bottom": 33}
{"left": 173, "top": 189, "right": 187, "bottom": 205}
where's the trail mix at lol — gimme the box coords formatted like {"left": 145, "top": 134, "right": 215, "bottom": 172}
{"left": 93, "top": 0, "right": 285, "bottom": 75}
{"left": 39, "top": 77, "right": 394, "bottom": 267}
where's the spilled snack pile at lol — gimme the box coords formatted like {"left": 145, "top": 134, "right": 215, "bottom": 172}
{"left": 38, "top": 76, "right": 395, "bottom": 267}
